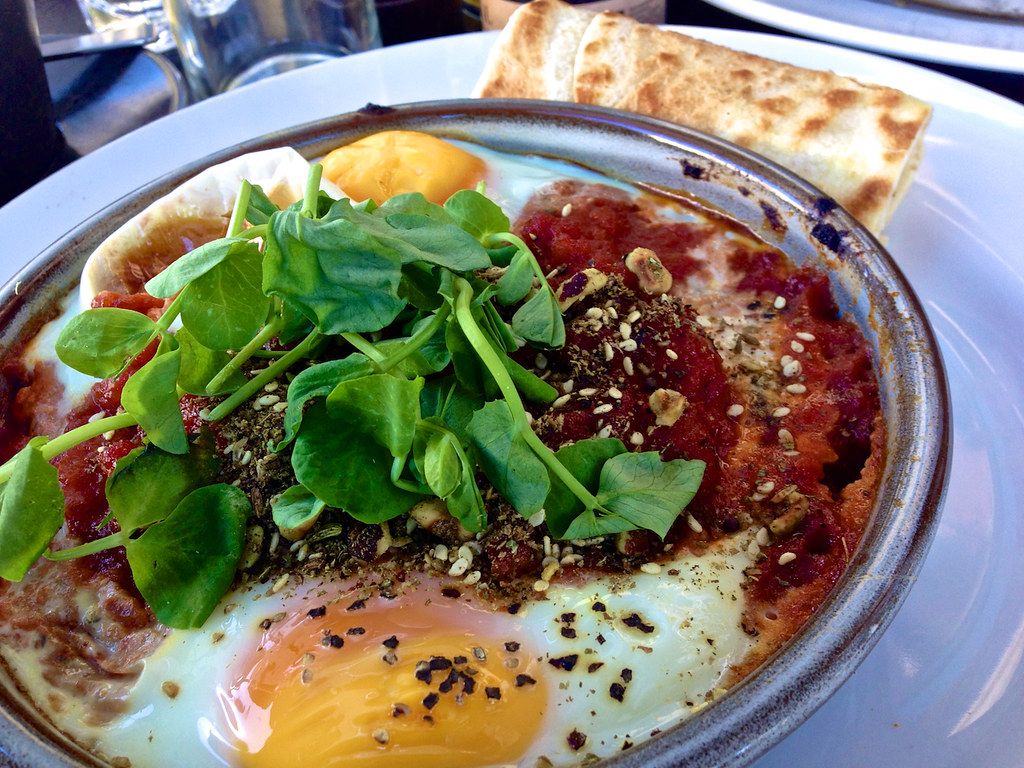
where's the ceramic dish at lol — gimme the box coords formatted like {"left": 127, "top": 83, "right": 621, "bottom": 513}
{"left": 0, "top": 100, "right": 949, "bottom": 768}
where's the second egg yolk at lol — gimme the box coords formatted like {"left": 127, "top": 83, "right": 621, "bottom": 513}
{"left": 321, "top": 130, "right": 487, "bottom": 205}
{"left": 222, "top": 595, "right": 546, "bottom": 768}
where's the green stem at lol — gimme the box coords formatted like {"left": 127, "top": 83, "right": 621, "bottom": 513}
{"left": 489, "top": 232, "right": 550, "bottom": 285}
{"left": 390, "top": 455, "right": 430, "bottom": 495}
{"left": 251, "top": 349, "right": 289, "bottom": 359}
{"left": 0, "top": 412, "right": 138, "bottom": 484}
{"left": 239, "top": 224, "right": 267, "bottom": 241}
{"left": 301, "top": 164, "right": 323, "bottom": 218}
{"left": 45, "top": 531, "right": 130, "bottom": 561}
{"left": 452, "top": 278, "right": 603, "bottom": 512}
{"left": 206, "top": 330, "right": 321, "bottom": 421}
{"left": 207, "top": 318, "right": 283, "bottom": 394}
{"left": 341, "top": 332, "right": 386, "bottom": 364}
{"left": 378, "top": 305, "right": 451, "bottom": 373}
{"left": 227, "top": 180, "right": 252, "bottom": 237}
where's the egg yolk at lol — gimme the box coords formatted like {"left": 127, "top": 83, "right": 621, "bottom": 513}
{"left": 321, "top": 131, "right": 487, "bottom": 205}
{"left": 221, "top": 594, "right": 546, "bottom": 768}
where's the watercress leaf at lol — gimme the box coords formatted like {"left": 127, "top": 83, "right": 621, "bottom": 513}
{"left": 271, "top": 485, "right": 326, "bottom": 542}
{"left": 181, "top": 241, "right": 270, "bottom": 350}
{"left": 175, "top": 327, "right": 245, "bottom": 395}
{"left": 106, "top": 441, "right": 219, "bottom": 533}
{"left": 264, "top": 211, "right": 406, "bottom": 335}
{"left": 422, "top": 429, "right": 461, "bottom": 499}
{"left": 376, "top": 193, "right": 453, "bottom": 223}
{"left": 55, "top": 308, "right": 157, "bottom": 379}
{"left": 121, "top": 349, "right": 188, "bottom": 454}
{"left": 245, "top": 183, "right": 279, "bottom": 226}
{"left": 562, "top": 508, "right": 636, "bottom": 541}
{"left": 278, "top": 298, "right": 315, "bottom": 345}
{"left": 276, "top": 354, "right": 375, "bottom": 451}
{"left": 292, "top": 402, "right": 424, "bottom": 523}
{"left": 376, "top": 316, "right": 451, "bottom": 376}
{"left": 496, "top": 251, "right": 535, "bottom": 305}
{"left": 501, "top": 354, "right": 558, "bottom": 404}
{"left": 511, "top": 287, "right": 566, "bottom": 349}
{"left": 595, "top": 452, "right": 706, "bottom": 538}
{"left": 443, "top": 189, "right": 510, "bottom": 243}
{"left": 125, "top": 484, "right": 250, "bottom": 629}
{"left": 445, "top": 316, "right": 489, "bottom": 394}
{"left": 445, "top": 461, "right": 487, "bottom": 533}
{"left": 288, "top": 190, "right": 335, "bottom": 217}
{"left": 399, "top": 262, "right": 443, "bottom": 311}
{"left": 487, "top": 244, "right": 519, "bottom": 268}
{"left": 0, "top": 438, "right": 65, "bottom": 581}
{"left": 322, "top": 199, "right": 491, "bottom": 272}
{"left": 419, "top": 377, "right": 484, "bottom": 444}
{"left": 544, "top": 438, "right": 627, "bottom": 538}
{"left": 326, "top": 374, "right": 423, "bottom": 458}
{"left": 466, "top": 400, "right": 549, "bottom": 517}
{"left": 144, "top": 238, "right": 247, "bottom": 298}
{"left": 481, "top": 302, "right": 518, "bottom": 354}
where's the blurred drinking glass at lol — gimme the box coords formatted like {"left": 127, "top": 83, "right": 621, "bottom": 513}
{"left": 165, "top": 0, "right": 382, "bottom": 99}
{"left": 79, "top": 0, "right": 176, "bottom": 50}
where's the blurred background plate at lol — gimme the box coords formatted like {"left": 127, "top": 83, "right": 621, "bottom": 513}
{"left": 701, "top": 0, "right": 1024, "bottom": 71}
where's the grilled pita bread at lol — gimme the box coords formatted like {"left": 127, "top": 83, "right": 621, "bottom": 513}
{"left": 474, "top": 0, "right": 932, "bottom": 234}
{"left": 472, "top": 0, "right": 592, "bottom": 100}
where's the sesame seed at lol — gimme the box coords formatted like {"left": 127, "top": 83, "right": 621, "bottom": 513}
{"left": 541, "top": 562, "right": 559, "bottom": 582}
{"left": 561, "top": 203, "right": 573, "bottom": 217}
{"left": 783, "top": 360, "right": 802, "bottom": 378}
{"left": 433, "top": 544, "right": 449, "bottom": 561}
{"left": 665, "top": 349, "right": 679, "bottom": 361}
{"left": 102, "top": 430, "right": 114, "bottom": 441}
{"left": 269, "top": 532, "right": 280, "bottom": 554}
{"left": 796, "top": 332, "right": 815, "bottom": 341}
{"left": 778, "top": 552, "right": 797, "bottom": 566}
{"left": 263, "top": 381, "right": 279, "bottom": 392}
{"left": 785, "top": 383, "right": 807, "bottom": 394}
{"left": 578, "top": 387, "right": 598, "bottom": 397}
{"left": 528, "top": 510, "right": 545, "bottom": 527}
{"left": 778, "top": 428, "right": 796, "bottom": 450}
{"left": 533, "top": 579, "right": 550, "bottom": 592}
{"left": 774, "top": 295, "right": 787, "bottom": 309}
{"left": 240, "top": 450, "right": 253, "bottom": 466}
{"left": 597, "top": 425, "right": 613, "bottom": 439}
{"left": 726, "top": 404, "right": 744, "bottom": 417}
{"left": 457, "top": 544, "right": 475, "bottom": 564}
{"left": 620, "top": 339, "right": 638, "bottom": 352}
{"left": 603, "top": 342, "right": 614, "bottom": 361}
{"left": 640, "top": 562, "right": 661, "bottom": 574}
{"left": 448, "top": 557, "right": 470, "bottom": 577}
{"left": 606, "top": 306, "right": 618, "bottom": 320}
{"left": 623, "top": 357, "right": 634, "bottom": 376}
{"left": 626, "top": 310, "right": 641, "bottom": 324}
{"left": 562, "top": 378, "right": 575, "bottom": 393}
{"left": 552, "top": 394, "right": 571, "bottom": 408}
{"left": 272, "top": 401, "right": 289, "bottom": 412}
{"left": 772, "top": 406, "right": 791, "bottom": 418}
{"left": 607, "top": 387, "right": 623, "bottom": 399}
{"left": 747, "top": 540, "right": 761, "bottom": 558}
{"left": 257, "top": 394, "right": 280, "bottom": 407}
{"left": 593, "top": 403, "right": 613, "bottom": 415}
{"left": 585, "top": 307, "right": 603, "bottom": 319}
{"left": 270, "top": 574, "right": 289, "bottom": 594}
{"left": 535, "top": 353, "right": 548, "bottom": 370}
{"left": 757, "top": 481, "right": 776, "bottom": 494}
{"left": 687, "top": 514, "right": 703, "bottom": 534}
{"left": 87, "top": 412, "right": 104, "bottom": 423}
{"left": 790, "top": 341, "right": 805, "bottom": 353}
{"left": 756, "top": 527, "right": 770, "bottom": 547}
{"left": 619, "top": 322, "right": 632, "bottom": 340}
{"left": 780, "top": 354, "right": 794, "bottom": 366}
{"left": 629, "top": 432, "right": 644, "bottom": 446}
{"left": 463, "top": 570, "right": 481, "bottom": 586}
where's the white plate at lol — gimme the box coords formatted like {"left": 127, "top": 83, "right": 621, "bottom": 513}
{"left": 702, "top": 0, "right": 1024, "bottom": 72}
{"left": 2, "top": 29, "right": 1024, "bottom": 768}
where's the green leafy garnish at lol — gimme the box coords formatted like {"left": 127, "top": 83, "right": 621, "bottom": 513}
{"left": 55, "top": 307, "right": 157, "bottom": 379}
{"left": 0, "top": 439, "right": 65, "bottom": 581}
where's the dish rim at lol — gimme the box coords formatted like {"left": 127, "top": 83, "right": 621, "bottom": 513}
{"left": 0, "top": 98, "right": 951, "bottom": 768}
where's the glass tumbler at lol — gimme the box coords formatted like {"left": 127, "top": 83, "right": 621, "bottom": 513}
{"left": 165, "top": 0, "right": 381, "bottom": 99}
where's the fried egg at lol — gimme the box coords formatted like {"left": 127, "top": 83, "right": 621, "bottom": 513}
{"left": 31, "top": 536, "right": 752, "bottom": 767}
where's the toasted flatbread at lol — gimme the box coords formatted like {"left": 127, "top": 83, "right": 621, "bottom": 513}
{"left": 473, "top": 0, "right": 932, "bottom": 234}
{"left": 472, "top": 0, "right": 593, "bottom": 100}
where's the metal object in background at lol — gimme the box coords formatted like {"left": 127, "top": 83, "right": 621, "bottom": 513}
{"left": 40, "top": 16, "right": 156, "bottom": 59}
{"left": 164, "top": 0, "right": 382, "bottom": 100}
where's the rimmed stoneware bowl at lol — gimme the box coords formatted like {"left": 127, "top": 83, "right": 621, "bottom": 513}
{"left": 0, "top": 100, "right": 950, "bottom": 768}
